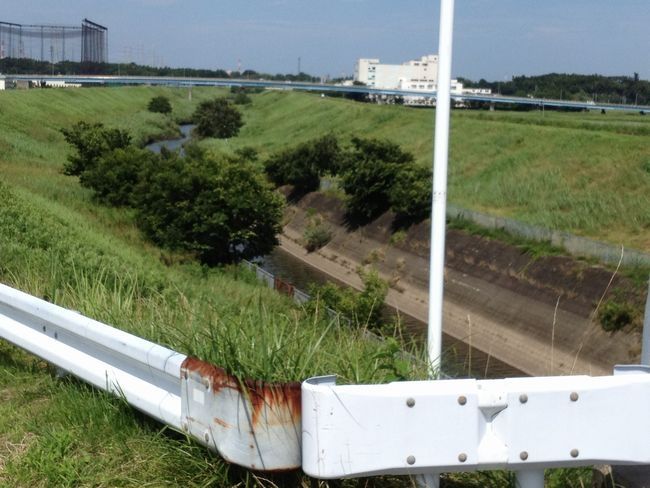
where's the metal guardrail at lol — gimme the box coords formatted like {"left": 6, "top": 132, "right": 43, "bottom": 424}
{"left": 0, "top": 282, "right": 301, "bottom": 472}
{"left": 2, "top": 280, "right": 650, "bottom": 486}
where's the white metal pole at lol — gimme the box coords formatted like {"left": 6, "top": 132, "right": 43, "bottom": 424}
{"left": 428, "top": 0, "right": 456, "bottom": 376}
{"left": 515, "top": 470, "right": 545, "bottom": 488}
{"left": 641, "top": 277, "right": 650, "bottom": 365}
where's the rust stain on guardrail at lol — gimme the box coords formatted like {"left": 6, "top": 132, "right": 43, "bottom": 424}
{"left": 181, "top": 356, "right": 302, "bottom": 471}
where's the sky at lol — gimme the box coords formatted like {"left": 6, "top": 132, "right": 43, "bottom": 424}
{"left": 2, "top": 0, "right": 649, "bottom": 81}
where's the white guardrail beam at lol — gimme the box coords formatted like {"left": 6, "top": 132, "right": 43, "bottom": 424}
{"left": 0, "top": 283, "right": 301, "bottom": 471}
{"left": 302, "top": 369, "right": 650, "bottom": 478}
{"left": 3, "top": 281, "right": 650, "bottom": 481}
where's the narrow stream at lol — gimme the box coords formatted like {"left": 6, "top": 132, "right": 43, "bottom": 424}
{"left": 147, "top": 127, "right": 525, "bottom": 379}
{"left": 146, "top": 124, "right": 194, "bottom": 155}
{"left": 261, "top": 248, "right": 525, "bottom": 379}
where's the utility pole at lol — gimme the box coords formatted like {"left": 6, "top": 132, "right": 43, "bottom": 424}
{"left": 298, "top": 56, "right": 301, "bottom": 75}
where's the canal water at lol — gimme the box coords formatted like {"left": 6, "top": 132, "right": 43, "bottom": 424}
{"left": 260, "top": 249, "right": 525, "bottom": 379}
{"left": 147, "top": 127, "right": 524, "bottom": 379}
{"left": 146, "top": 124, "right": 194, "bottom": 155}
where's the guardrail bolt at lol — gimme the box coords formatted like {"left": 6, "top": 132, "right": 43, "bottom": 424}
{"left": 519, "top": 393, "right": 528, "bottom": 404}
{"left": 406, "top": 455, "right": 416, "bottom": 465}
{"left": 458, "top": 453, "right": 467, "bottom": 463}
{"left": 406, "top": 398, "right": 415, "bottom": 408}
{"left": 457, "top": 395, "right": 467, "bottom": 406}
{"left": 570, "top": 392, "right": 579, "bottom": 402}
{"left": 520, "top": 451, "right": 529, "bottom": 461}
{"left": 570, "top": 449, "right": 579, "bottom": 458}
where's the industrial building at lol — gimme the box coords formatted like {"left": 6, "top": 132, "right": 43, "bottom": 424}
{"left": 354, "top": 54, "right": 491, "bottom": 104}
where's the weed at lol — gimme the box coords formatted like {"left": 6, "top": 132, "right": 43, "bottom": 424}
{"left": 598, "top": 300, "right": 635, "bottom": 331}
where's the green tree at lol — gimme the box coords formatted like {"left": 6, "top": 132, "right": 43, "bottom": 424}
{"left": 264, "top": 134, "right": 340, "bottom": 193}
{"left": 135, "top": 149, "right": 283, "bottom": 265}
{"left": 193, "top": 98, "right": 244, "bottom": 139}
{"left": 83, "top": 147, "right": 158, "bottom": 207}
{"left": 60, "top": 121, "right": 131, "bottom": 181}
{"left": 389, "top": 164, "right": 432, "bottom": 223}
{"left": 147, "top": 95, "right": 172, "bottom": 114}
{"left": 340, "top": 137, "right": 414, "bottom": 221}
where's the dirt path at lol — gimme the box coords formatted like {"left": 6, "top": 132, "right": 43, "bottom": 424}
{"left": 280, "top": 229, "right": 611, "bottom": 377}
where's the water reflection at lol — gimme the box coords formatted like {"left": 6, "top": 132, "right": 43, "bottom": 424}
{"left": 146, "top": 124, "right": 194, "bottom": 155}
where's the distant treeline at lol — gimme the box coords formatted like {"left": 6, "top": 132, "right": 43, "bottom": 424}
{"left": 0, "top": 57, "right": 320, "bottom": 82}
{"left": 459, "top": 73, "right": 650, "bottom": 105}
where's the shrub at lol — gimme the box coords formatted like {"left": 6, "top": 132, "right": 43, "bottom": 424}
{"left": 389, "top": 164, "right": 432, "bottom": 223}
{"left": 234, "top": 146, "right": 258, "bottom": 162}
{"left": 308, "top": 268, "right": 388, "bottom": 328}
{"left": 193, "top": 98, "right": 243, "bottom": 139}
{"left": 135, "top": 149, "right": 283, "bottom": 265}
{"left": 60, "top": 121, "right": 131, "bottom": 179}
{"left": 83, "top": 147, "right": 158, "bottom": 207}
{"left": 147, "top": 95, "right": 172, "bottom": 114}
{"left": 598, "top": 300, "right": 635, "bottom": 332}
{"left": 232, "top": 92, "right": 252, "bottom": 105}
{"left": 340, "top": 137, "right": 414, "bottom": 222}
{"left": 264, "top": 134, "right": 340, "bottom": 193}
{"left": 303, "top": 216, "right": 332, "bottom": 252}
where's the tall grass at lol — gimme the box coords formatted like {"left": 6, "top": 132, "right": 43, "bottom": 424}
{"left": 0, "top": 86, "right": 613, "bottom": 486}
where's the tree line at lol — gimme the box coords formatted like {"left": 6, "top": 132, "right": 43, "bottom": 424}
{"left": 0, "top": 57, "right": 319, "bottom": 82}
{"left": 459, "top": 73, "right": 650, "bottom": 105}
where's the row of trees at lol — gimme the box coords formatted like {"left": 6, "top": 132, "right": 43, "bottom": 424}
{"left": 459, "top": 73, "right": 650, "bottom": 105}
{"left": 264, "top": 135, "right": 431, "bottom": 224}
{"left": 61, "top": 121, "right": 282, "bottom": 265}
{"left": 0, "top": 57, "right": 319, "bottom": 82}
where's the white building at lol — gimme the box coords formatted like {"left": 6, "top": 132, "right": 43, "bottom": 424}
{"left": 0, "top": 76, "right": 5, "bottom": 91}
{"left": 354, "top": 55, "right": 491, "bottom": 104}
{"left": 355, "top": 55, "right": 439, "bottom": 92}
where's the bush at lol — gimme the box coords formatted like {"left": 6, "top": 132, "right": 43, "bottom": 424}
{"left": 389, "top": 164, "right": 432, "bottom": 223}
{"left": 303, "top": 216, "right": 332, "bottom": 252}
{"left": 232, "top": 92, "right": 252, "bottom": 105}
{"left": 193, "top": 98, "right": 243, "bottom": 139}
{"left": 264, "top": 134, "right": 340, "bottom": 193}
{"left": 60, "top": 121, "right": 131, "bottom": 179}
{"left": 83, "top": 147, "right": 158, "bottom": 207}
{"left": 308, "top": 268, "right": 388, "bottom": 328}
{"left": 147, "top": 95, "right": 172, "bottom": 114}
{"left": 598, "top": 300, "right": 635, "bottom": 332}
{"left": 340, "top": 137, "right": 414, "bottom": 222}
{"left": 135, "top": 149, "right": 283, "bottom": 265}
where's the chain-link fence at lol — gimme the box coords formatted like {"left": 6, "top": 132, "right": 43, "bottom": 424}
{"left": 447, "top": 204, "right": 650, "bottom": 267}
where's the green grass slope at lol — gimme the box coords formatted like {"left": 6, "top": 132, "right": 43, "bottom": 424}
{"left": 0, "top": 87, "right": 429, "bottom": 485}
{"left": 205, "top": 91, "right": 650, "bottom": 250}
{"left": 0, "top": 85, "right": 618, "bottom": 486}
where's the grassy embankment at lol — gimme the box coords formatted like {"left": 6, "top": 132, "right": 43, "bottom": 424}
{"left": 204, "top": 91, "right": 650, "bottom": 252}
{"left": 0, "top": 86, "right": 435, "bottom": 486}
{"left": 0, "top": 85, "right": 621, "bottom": 486}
